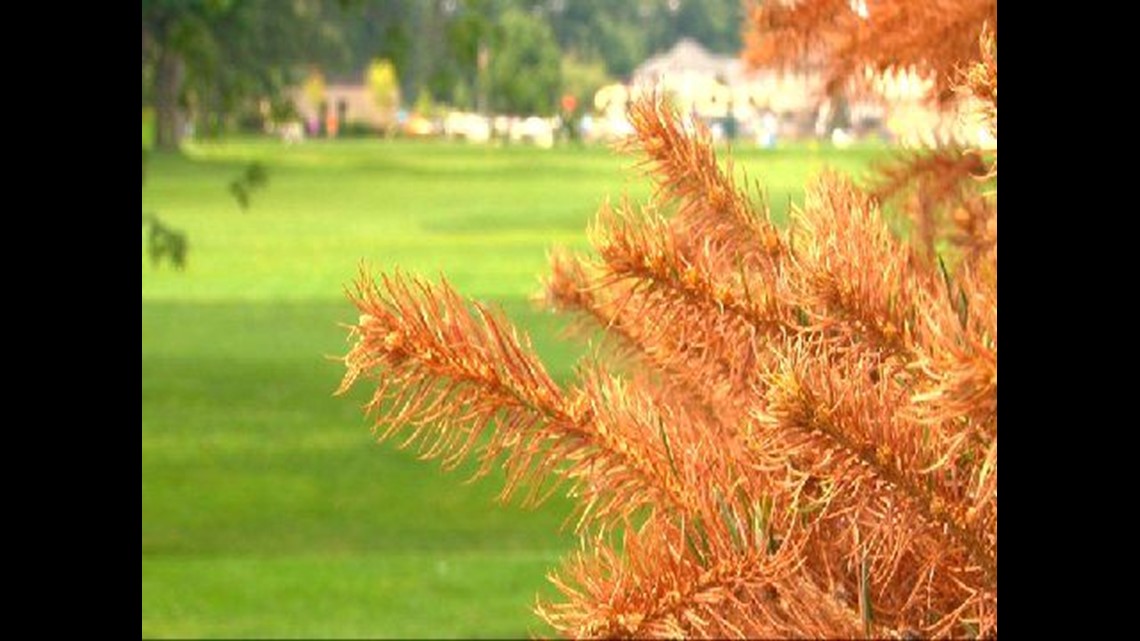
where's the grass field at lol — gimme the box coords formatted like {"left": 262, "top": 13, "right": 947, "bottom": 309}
{"left": 141, "top": 136, "right": 891, "bottom": 638}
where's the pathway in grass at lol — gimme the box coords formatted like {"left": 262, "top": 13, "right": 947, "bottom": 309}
{"left": 141, "top": 138, "right": 891, "bottom": 637}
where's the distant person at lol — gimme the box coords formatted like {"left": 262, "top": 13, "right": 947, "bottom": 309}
{"left": 282, "top": 121, "right": 304, "bottom": 144}
{"left": 579, "top": 114, "right": 594, "bottom": 143}
{"left": 326, "top": 111, "right": 340, "bottom": 138}
{"left": 761, "top": 110, "right": 777, "bottom": 148}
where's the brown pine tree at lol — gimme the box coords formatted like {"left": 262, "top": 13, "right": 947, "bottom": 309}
{"left": 743, "top": 0, "right": 997, "bottom": 266}
{"left": 338, "top": 4, "right": 997, "bottom": 637}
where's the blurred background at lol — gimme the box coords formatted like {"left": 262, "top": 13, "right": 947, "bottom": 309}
{"left": 142, "top": 0, "right": 979, "bottom": 637}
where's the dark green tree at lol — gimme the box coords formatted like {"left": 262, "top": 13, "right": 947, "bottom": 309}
{"left": 488, "top": 8, "right": 562, "bottom": 115}
{"left": 330, "top": 0, "right": 480, "bottom": 111}
{"left": 542, "top": 0, "right": 744, "bottom": 78}
{"left": 142, "top": 150, "right": 188, "bottom": 270}
{"left": 643, "top": 0, "right": 743, "bottom": 57}
{"left": 438, "top": 0, "right": 496, "bottom": 110}
{"left": 141, "top": 0, "right": 350, "bottom": 151}
{"left": 330, "top": 0, "right": 415, "bottom": 82}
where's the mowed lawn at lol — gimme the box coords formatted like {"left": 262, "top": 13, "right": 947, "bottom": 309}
{"left": 141, "top": 136, "right": 891, "bottom": 638}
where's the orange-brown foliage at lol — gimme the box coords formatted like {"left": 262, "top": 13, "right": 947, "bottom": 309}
{"left": 339, "top": 5, "right": 997, "bottom": 637}
{"left": 742, "top": 0, "right": 997, "bottom": 101}
{"left": 743, "top": 0, "right": 998, "bottom": 275}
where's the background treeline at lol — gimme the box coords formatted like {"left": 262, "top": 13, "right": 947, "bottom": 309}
{"left": 142, "top": 0, "right": 744, "bottom": 149}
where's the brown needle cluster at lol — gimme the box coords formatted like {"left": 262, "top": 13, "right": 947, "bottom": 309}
{"left": 744, "top": 1, "right": 997, "bottom": 276}
{"left": 339, "top": 7, "right": 996, "bottom": 636}
{"left": 742, "top": 0, "right": 997, "bottom": 102}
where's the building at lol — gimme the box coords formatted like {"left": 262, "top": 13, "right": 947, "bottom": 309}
{"left": 596, "top": 38, "right": 988, "bottom": 148}
{"left": 630, "top": 38, "right": 823, "bottom": 119}
{"left": 287, "top": 69, "right": 401, "bottom": 137}
{"left": 593, "top": 38, "right": 837, "bottom": 143}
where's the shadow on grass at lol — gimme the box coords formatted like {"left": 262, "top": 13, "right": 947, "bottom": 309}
{"left": 143, "top": 298, "right": 587, "bottom": 637}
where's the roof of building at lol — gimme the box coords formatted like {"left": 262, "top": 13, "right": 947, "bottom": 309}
{"left": 631, "top": 38, "right": 742, "bottom": 85}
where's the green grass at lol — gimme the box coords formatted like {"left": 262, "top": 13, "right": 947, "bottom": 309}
{"left": 141, "top": 136, "right": 892, "bottom": 638}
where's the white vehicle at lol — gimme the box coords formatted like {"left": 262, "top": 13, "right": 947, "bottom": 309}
{"left": 443, "top": 111, "right": 491, "bottom": 143}
{"left": 510, "top": 116, "right": 555, "bottom": 148}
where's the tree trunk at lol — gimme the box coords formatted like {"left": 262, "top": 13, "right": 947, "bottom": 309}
{"left": 155, "top": 48, "right": 185, "bottom": 152}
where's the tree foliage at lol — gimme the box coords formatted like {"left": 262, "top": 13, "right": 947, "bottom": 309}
{"left": 142, "top": 0, "right": 771, "bottom": 135}
{"left": 542, "top": 0, "right": 744, "bottom": 77}
{"left": 142, "top": 150, "right": 187, "bottom": 270}
{"left": 228, "top": 162, "right": 269, "bottom": 212}
{"left": 339, "top": 3, "right": 997, "bottom": 637}
{"left": 367, "top": 58, "right": 402, "bottom": 124}
{"left": 743, "top": 0, "right": 997, "bottom": 266}
{"left": 743, "top": 0, "right": 997, "bottom": 100}
{"left": 561, "top": 54, "right": 613, "bottom": 117}
{"left": 487, "top": 9, "right": 563, "bottom": 115}
{"left": 142, "top": 213, "right": 188, "bottom": 270}
{"left": 141, "top": 0, "right": 350, "bottom": 150}
{"left": 302, "top": 68, "right": 328, "bottom": 111}
{"left": 317, "top": 0, "right": 748, "bottom": 110}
